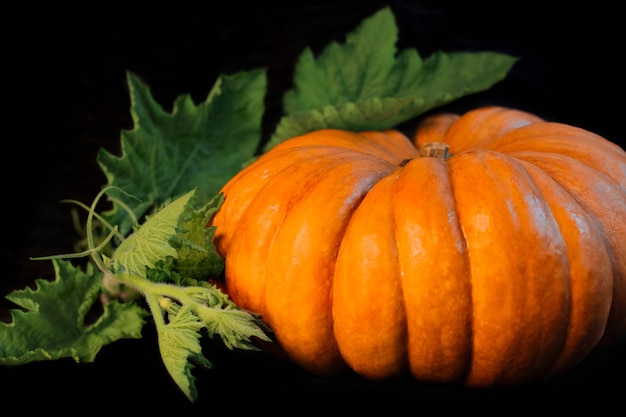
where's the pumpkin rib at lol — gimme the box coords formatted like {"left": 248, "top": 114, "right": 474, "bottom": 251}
{"left": 213, "top": 136, "right": 410, "bottom": 254}
{"left": 255, "top": 152, "right": 398, "bottom": 376}
{"left": 213, "top": 146, "right": 357, "bottom": 254}
{"left": 486, "top": 121, "right": 626, "bottom": 155}
{"left": 449, "top": 149, "right": 571, "bottom": 386}
{"left": 332, "top": 155, "right": 476, "bottom": 383}
{"left": 391, "top": 156, "right": 473, "bottom": 383}
{"left": 412, "top": 112, "right": 460, "bottom": 145}
{"left": 221, "top": 150, "right": 381, "bottom": 316}
{"left": 269, "top": 128, "right": 418, "bottom": 165}
{"left": 489, "top": 136, "right": 626, "bottom": 188}
{"left": 415, "top": 106, "right": 545, "bottom": 154}
{"left": 509, "top": 151, "right": 626, "bottom": 348}
{"left": 358, "top": 130, "right": 420, "bottom": 164}
{"left": 476, "top": 122, "right": 626, "bottom": 189}
{"left": 333, "top": 169, "right": 410, "bottom": 380}
{"left": 514, "top": 159, "right": 613, "bottom": 377}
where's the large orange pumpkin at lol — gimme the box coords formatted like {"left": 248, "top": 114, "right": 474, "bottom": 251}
{"left": 209, "top": 106, "right": 626, "bottom": 387}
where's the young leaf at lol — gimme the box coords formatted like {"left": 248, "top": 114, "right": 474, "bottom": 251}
{"left": 0, "top": 259, "right": 147, "bottom": 365}
{"left": 265, "top": 7, "right": 517, "bottom": 150}
{"left": 98, "top": 69, "right": 266, "bottom": 234}
{"left": 198, "top": 305, "right": 270, "bottom": 351}
{"left": 156, "top": 303, "right": 210, "bottom": 403}
{"left": 111, "top": 189, "right": 197, "bottom": 278}
{"left": 102, "top": 189, "right": 269, "bottom": 402}
{"left": 172, "top": 192, "right": 225, "bottom": 280}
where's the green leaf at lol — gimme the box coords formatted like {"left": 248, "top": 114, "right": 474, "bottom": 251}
{"left": 98, "top": 69, "right": 266, "bottom": 234}
{"left": 172, "top": 192, "right": 225, "bottom": 280}
{"left": 143, "top": 276, "right": 270, "bottom": 403}
{"left": 271, "top": 96, "right": 414, "bottom": 143}
{"left": 0, "top": 259, "right": 147, "bottom": 365}
{"left": 111, "top": 189, "right": 196, "bottom": 278}
{"left": 197, "top": 305, "right": 271, "bottom": 351}
{"left": 282, "top": 7, "right": 406, "bottom": 111}
{"left": 111, "top": 189, "right": 225, "bottom": 282}
{"left": 265, "top": 7, "right": 517, "bottom": 150}
{"left": 157, "top": 303, "right": 210, "bottom": 403}
{"left": 100, "top": 188, "right": 267, "bottom": 402}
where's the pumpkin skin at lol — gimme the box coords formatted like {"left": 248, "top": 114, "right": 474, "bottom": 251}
{"left": 209, "top": 106, "right": 626, "bottom": 387}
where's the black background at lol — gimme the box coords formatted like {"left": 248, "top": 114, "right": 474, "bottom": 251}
{"left": 3, "top": 2, "right": 625, "bottom": 410}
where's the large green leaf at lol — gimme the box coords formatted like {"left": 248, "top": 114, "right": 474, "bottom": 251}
{"left": 0, "top": 259, "right": 147, "bottom": 365}
{"left": 265, "top": 7, "right": 517, "bottom": 150}
{"left": 98, "top": 69, "right": 266, "bottom": 233}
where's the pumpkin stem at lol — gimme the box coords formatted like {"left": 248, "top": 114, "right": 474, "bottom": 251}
{"left": 420, "top": 142, "right": 450, "bottom": 159}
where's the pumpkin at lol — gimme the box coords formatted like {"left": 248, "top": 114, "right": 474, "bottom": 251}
{"left": 209, "top": 106, "right": 626, "bottom": 387}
